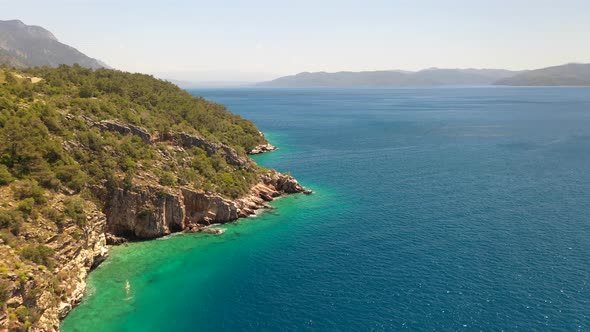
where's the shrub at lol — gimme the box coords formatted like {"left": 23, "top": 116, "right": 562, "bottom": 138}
{"left": 55, "top": 164, "right": 88, "bottom": 192}
{"left": 17, "top": 198, "right": 35, "bottom": 215}
{"left": 14, "top": 305, "right": 31, "bottom": 323}
{"left": 42, "top": 207, "right": 65, "bottom": 230}
{"left": 11, "top": 179, "right": 46, "bottom": 204}
{"left": 64, "top": 197, "right": 86, "bottom": 226}
{"left": 20, "top": 244, "right": 54, "bottom": 267}
{"left": 138, "top": 205, "right": 154, "bottom": 220}
{"left": 121, "top": 156, "right": 136, "bottom": 172}
{"left": 158, "top": 171, "right": 177, "bottom": 186}
{"left": 0, "top": 164, "right": 14, "bottom": 185}
{"left": 78, "top": 84, "right": 95, "bottom": 98}
{"left": 0, "top": 209, "right": 24, "bottom": 235}
{"left": 0, "top": 279, "right": 9, "bottom": 307}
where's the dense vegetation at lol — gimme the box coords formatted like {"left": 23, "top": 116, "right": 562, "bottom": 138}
{"left": 0, "top": 65, "right": 268, "bottom": 329}
{"left": 0, "top": 65, "right": 266, "bottom": 198}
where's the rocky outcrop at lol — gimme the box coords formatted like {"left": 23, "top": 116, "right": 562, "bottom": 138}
{"left": 88, "top": 117, "right": 250, "bottom": 168}
{"left": 94, "top": 120, "right": 154, "bottom": 144}
{"left": 248, "top": 143, "right": 277, "bottom": 155}
{"left": 182, "top": 190, "right": 239, "bottom": 225}
{"left": 2, "top": 205, "right": 109, "bottom": 332}
{"left": 104, "top": 170, "right": 311, "bottom": 240}
{"left": 263, "top": 171, "right": 312, "bottom": 194}
{"left": 170, "top": 132, "right": 249, "bottom": 167}
{"left": 105, "top": 187, "right": 185, "bottom": 239}
{"left": 34, "top": 214, "right": 108, "bottom": 332}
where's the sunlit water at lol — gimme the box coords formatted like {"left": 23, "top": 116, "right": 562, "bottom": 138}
{"left": 62, "top": 87, "right": 590, "bottom": 331}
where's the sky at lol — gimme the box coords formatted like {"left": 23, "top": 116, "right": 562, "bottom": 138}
{"left": 2, "top": 0, "right": 590, "bottom": 82}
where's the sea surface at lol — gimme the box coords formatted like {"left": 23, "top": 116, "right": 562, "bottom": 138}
{"left": 62, "top": 87, "right": 590, "bottom": 331}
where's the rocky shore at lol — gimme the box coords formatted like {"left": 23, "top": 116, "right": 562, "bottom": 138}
{"left": 1, "top": 112, "right": 310, "bottom": 332}
{"left": 17, "top": 169, "right": 309, "bottom": 332}
{"left": 45, "top": 148, "right": 306, "bottom": 331}
{"left": 0, "top": 67, "right": 308, "bottom": 332}
{"left": 248, "top": 143, "right": 277, "bottom": 154}
{"left": 104, "top": 169, "right": 310, "bottom": 241}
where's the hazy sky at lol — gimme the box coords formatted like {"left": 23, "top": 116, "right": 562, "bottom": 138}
{"left": 3, "top": 0, "right": 590, "bottom": 81}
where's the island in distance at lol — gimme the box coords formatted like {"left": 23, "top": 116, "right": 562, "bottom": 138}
{"left": 257, "top": 63, "right": 590, "bottom": 87}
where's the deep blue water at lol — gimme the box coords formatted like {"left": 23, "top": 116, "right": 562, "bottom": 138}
{"left": 63, "top": 87, "right": 590, "bottom": 331}
{"left": 194, "top": 87, "right": 590, "bottom": 331}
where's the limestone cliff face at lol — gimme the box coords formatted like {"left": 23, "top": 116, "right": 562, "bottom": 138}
{"left": 34, "top": 214, "right": 108, "bottom": 332}
{"left": 104, "top": 170, "right": 310, "bottom": 241}
{"left": 105, "top": 187, "right": 184, "bottom": 239}
{"left": 182, "top": 190, "right": 239, "bottom": 225}
{"left": 1, "top": 203, "right": 108, "bottom": 332}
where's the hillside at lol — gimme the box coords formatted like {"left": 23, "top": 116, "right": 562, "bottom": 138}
{"left": 0, "top": 66, "right": 307, "bottom": 331}
{"left": 494, "top": 63, "right": 590, "bottom": 86}
{"left": 259, "top": 68, "right": 519, "bottom": 87}
{"left": 0, "top": 20, "right": 106, "bottom": 69}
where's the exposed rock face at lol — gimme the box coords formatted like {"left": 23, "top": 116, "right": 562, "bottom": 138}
{"left": 171, "top": 132, "right": 249, "bottom": 167}
{"left": 263, "top": 171, "right": 311, "bottom": 194}
{"left": 182, "top": 190, "right": 239, "bottom": 225}
{"left": 94, "top": 120, "right": 154, "bottom": 144}
{"left": 248, "top": 143, "right": 277, "bottom": 154}
{"left": 89, "top": 118, "right": 250, "bottom": 168}
{"left": 104, "top": 170, "right": 310, "bottom": 240}
{"left": 105, "top": 187, "right": 184, "bottom": 239}
{"left": 9, "top": 169, "right": 308, "bottom": 331}
{"left": 13, "top": 208, "right": 108, "bottom": 332}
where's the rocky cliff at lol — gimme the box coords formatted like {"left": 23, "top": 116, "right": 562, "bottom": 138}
{"left": 1, "top": 155, "right": 308, "bottom": 332}
{"left": 105, "top": 169, "right": 309, "bottom": 241}
{"left": 73, "top": 118, "right": 308, "bottom": 242}
{"left": 0, "top": 199, "right": 108, "bottom": 332}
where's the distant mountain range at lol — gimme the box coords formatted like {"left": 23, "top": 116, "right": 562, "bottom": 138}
{"left": 0, "top": 19, "right": 107, "bottom": 69}
{"left": 259, "top": 63, "right": 590, "bottom": 87}
{"left": 1, "top": 19, "right": 589, "bottom": 87}
{"left": 494, "top": 63, "right": 590, "bottom": 86}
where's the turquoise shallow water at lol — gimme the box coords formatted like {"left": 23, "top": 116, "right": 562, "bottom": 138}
{"left": 63, "top": 87, "right": 590, "bottom": 331}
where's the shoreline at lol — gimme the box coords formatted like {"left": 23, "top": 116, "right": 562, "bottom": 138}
{"left": 53, "top": 146, "right": 311, "bottom": 330}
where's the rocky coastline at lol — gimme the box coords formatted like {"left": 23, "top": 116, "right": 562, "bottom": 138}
{"left": 26, "top": 138, "right": 308, "bottom": 332}
{"left": 103, "top": 169, "right": 310, "bottom": 242}
{"left": 0, "top": 67, "right": 309, "bottom": 332}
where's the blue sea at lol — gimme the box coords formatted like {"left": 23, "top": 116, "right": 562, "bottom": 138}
{"left": 62, "top": 87, "right": 590, "bottom": 331}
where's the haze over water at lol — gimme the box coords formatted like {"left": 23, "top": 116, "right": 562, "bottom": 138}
{"left": 62, "top": 87, "right": 590, "bottom": 331}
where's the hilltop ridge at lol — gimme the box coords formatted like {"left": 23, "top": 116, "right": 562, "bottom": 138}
{"left": 0, "top": 19, "right": 107, "bottom": 69}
